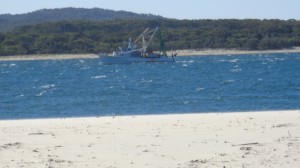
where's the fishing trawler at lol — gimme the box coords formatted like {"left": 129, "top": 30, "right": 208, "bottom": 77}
{"left": 99, "top": 27, "right": 175, "bottom": 64}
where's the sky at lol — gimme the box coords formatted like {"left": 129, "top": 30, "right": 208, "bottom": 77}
{"left": 0, "top": 0, "right": 300, "bottom": 20}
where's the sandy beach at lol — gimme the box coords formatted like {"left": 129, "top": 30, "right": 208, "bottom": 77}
{"left": 1, "top": 47, "right": 300, "bottom": 62}
{"left": 0, "top": 54, "right": 98, "bottom": 62}
{"left": 0, "top": 110, "right": 299, "bottom": 168}
{"left": 167, "top": 47, "right": 300, "bottom": 56}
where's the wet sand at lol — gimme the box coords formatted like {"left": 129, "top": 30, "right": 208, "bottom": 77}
{"left": 0, "top": 110, "right": 299, "bottom": 168}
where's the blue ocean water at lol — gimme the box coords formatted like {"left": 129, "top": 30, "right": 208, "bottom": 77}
{"left": 1, "top": 53, "right": 300, "bottom": 119}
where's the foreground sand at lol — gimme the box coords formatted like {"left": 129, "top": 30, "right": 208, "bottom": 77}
{"left": 0, "top": 111, "right": 299, "bottom": 168}
{"left": 1, "top": 47, "right": 300, "bottom": 61}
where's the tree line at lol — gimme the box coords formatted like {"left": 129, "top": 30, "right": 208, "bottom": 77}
{"left": 0, "top": 19, "right": 300, "bottom": 56}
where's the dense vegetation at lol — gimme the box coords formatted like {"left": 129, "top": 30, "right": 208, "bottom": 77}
{"left": 0, "top": 8, "right": 163, "bottom": 32}
{"left": 1, "top": 19, "right": 300, "bottom": 56}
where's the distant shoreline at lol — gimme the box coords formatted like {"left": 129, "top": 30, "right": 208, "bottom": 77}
{"left": 0, "top": 54, "right": 98, "bottom": 62}
{"left": 169, "top": 47, "right": 300, "bottom": 56}
{"left": 1, "top": 47, "right": 300, "bottom": 61}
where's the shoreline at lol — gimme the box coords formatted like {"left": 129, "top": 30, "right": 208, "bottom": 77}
{"left": 0, "top": 54, "right": 98, "bottom": 62}
{"left": 169, "top": 47, "right": 300, "bottom": 56}
{"left": 1, "top": 47, "right": 300, "bottom": 61}
{"left": 1, "top": 110, "right": 299, "bottom": 167}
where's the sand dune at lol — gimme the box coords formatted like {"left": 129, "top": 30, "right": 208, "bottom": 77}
{"left": 0, "top": 110, "right": 299, "bottom": 168}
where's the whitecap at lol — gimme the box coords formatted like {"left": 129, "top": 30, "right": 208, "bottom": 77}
{"left": 36, "top": 90, "right": 47, "bottom": 97}
{"left": 110, "top": 69, "right": 120, "bottom": 73}
{"left": 230, "top": 68, "right": 242, "bottom": 72}
{"left": 229, "top": 59, "right": 239, "bottom": 63}
{"left": 266, "top": 58, "right": 275, "bottom": 62}
{"left": 224, "top": 80, "right": 235, "bottom": 83}
{"left": 140, "top": 79, "right": 153, "bottom": 83}
{"left": 179, "top": 60, "right": 194, "bottom": 63}
{"left": 182, "top": 64, "right": 189, "bottom": 67}
{"left": 183, "top": 100, "right": 189, "bottom": 104}
{"left": 41, "top": 84, "right": 55, "bottom": 89}
{"left": 92, "top": 75, "right": 107, "bottom": 79}
{"left": 274, "top": 58, "right": 285, "bottom": 61}
{"left": 1, "top": 71, "right": 9, "bottom": 74}
{"left": 9, "top": 63, "right": 16, "bottom": 67}
{"left": 196, "top": 87, "right": 205, "bottom": 91}
{"left": 175, "top": 61, "right": 186, "bottom": 63}
{"left": 16, "top": 94, "right": 24, "bottom": 97}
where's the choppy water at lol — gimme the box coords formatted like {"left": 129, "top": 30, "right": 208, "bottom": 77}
{"left": 1, "top": 53, "right": 300, "bottom": 119}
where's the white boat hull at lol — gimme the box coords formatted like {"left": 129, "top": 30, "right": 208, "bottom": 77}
{"left": 99, "top": 55, "right": 175, "bottom": 64}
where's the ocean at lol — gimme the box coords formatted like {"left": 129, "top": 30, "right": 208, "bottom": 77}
{"left": 1, "top": 53, "right": 300, "bottom": 119}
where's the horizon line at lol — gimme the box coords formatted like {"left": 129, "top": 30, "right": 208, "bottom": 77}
{"left": 0, "top": 7, "right": 299, "bottom": 21}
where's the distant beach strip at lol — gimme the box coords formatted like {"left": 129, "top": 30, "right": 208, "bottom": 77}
{"left": 1, "top": 47, "right": 300, "bottom": 61}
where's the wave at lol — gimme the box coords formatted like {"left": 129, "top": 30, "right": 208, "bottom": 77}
{"left": 230, "top": 68, "right": 242, "bottom": 72}
{"left": 0, "top": 63, "right": 7, "bottom": 67}
{"left": 91, "top": 75, "right": 107, "bottom": 79}
{"left": 36, "top": 90, "right": 47, "bottom": 97}
{"left": 218, "top": 59, "right": 239, "bottom": 63}
{"left": 9, "top": 63, "right": 16, "bottom": 67}
{"left": 195, "top": 87, "right": 205, "bottom": 91}
{"left": 138, "top": 79, "right": 153, "bottom": 84}
{"left": 224, "top": 80, "right": 235, "bottom": 83}
{"left": 41, "top": 84, "right": 55, "bottom": 89}
{"left": 228, "top": 59, "right": 239, "bottom": 63}
{"left": 16, "top": 94, "right": 24, "bottom": 97}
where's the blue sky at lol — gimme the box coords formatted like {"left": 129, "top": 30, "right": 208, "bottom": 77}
{"left": 0, "top": 0, "right": 299, "bottom": 20}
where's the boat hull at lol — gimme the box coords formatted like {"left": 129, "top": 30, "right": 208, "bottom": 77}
{"left": 99, "top": 55, "right": 175, "bottom": 64}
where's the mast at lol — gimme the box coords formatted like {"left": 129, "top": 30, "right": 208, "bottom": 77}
{"left": 157, "top": 27, "right": 167, "bottom": 56}
{"left": 133, "top": 27, "right": 167, "bottom": 56}
{"left": 135, "top": 28, "right": 149, "bottom": 43}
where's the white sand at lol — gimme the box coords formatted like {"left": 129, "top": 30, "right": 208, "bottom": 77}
{"left": 0, "top": 110, "right": 299, "bottom": 168}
